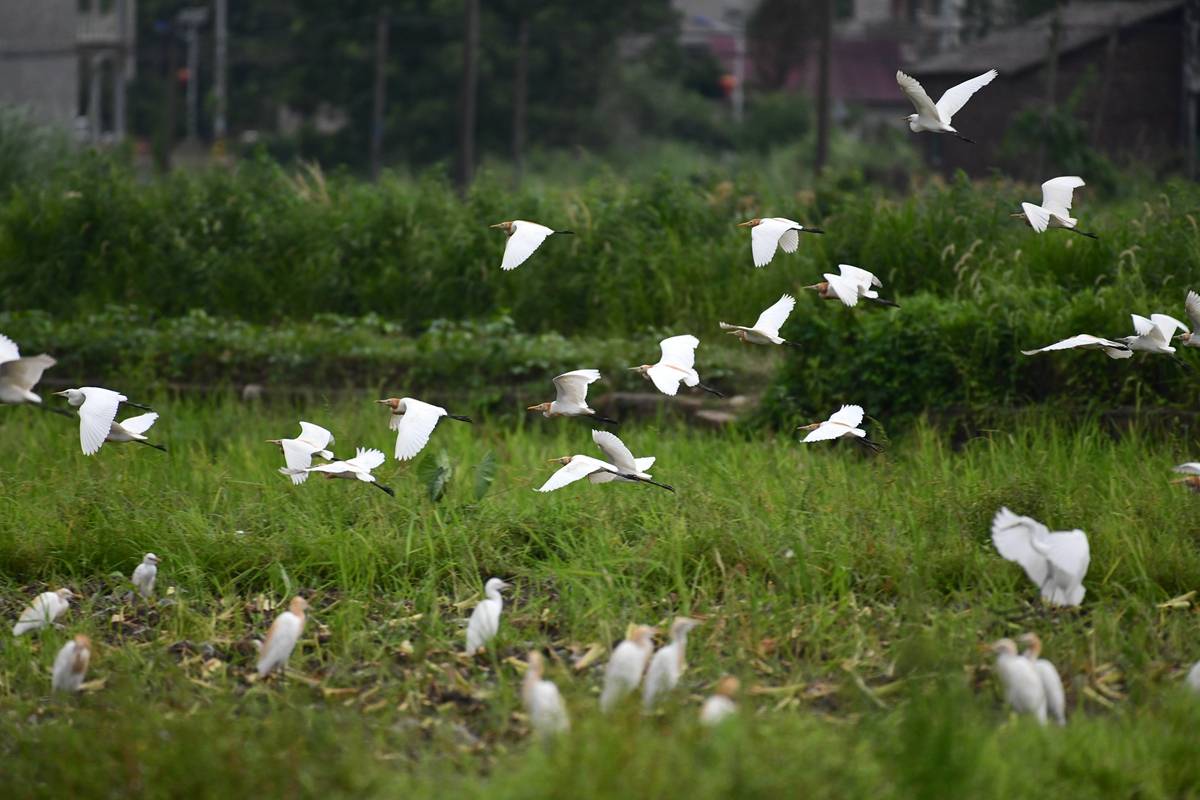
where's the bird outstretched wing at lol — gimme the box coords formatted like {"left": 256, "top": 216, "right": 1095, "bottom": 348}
{"left": 750, "top": 218, "right": 798, "bottom": 267}
{"left": 827, "top": 404, "right": 865, "bottom": 429}
{"left": 1021, "top": 202, "right": 1052, "bottom": 233}
{"left": 1039, "top": 176, "right": 1084, "bottom": 218}
{"left": 553, "top": 369, "right": 600, "bottom": 406}
{"left": 0, "top": 333, "right": 19, "bottom": 363}
{"left": 837, "top": 264, "right": 881, "bottom": 288}
{"left": 895, "top": 71, "right": 940, "bottom": 120}
{"left": 752, "top": 294, "right": 796, "bottom": 338}
{"left": 393, "top": 398, "right": 447, "bottom": 461}
{"left": 297, "top": 421, "right": 333, "bottom": 451}
{"left": 658, "top": 335, "right": 699, "bottom": 371}
{"left": 501, "top": 220, "right": 555, "bottom": 271}
{"left": 1150, "top": 313, "right": 1188, "bottom": 341}
{"left": 1173, "top": 462, "right": 1200, "bottom": 475}
{"left": 1045, "top": 529, "right": 1090, "bottom": 587}
{"left": 1185, "top": 291, "right": 1200, "bottom": 333}
{"left": 777, "top": 227, "right": 800, "bottom": 254}
{"left": 991, "top": 507, "right": 1049, "bottom": 588}
{"left": 78, "top": 387, "right": 125, "bottom": 455}
{"left": 591, "top": 429, "right": 638, "bottom": 473}
{"left": 1021, "top": 334, "right": 1130, "bottom": 357}
{"left": 536, "top": 455, "right": 615, "bottom": 492}
{"left": 0, "top": 354, "right": 56, "bottom": 392}
{"left": 347, "top": 447, "right": 386, "bottom": 472}
{"left": 822, "top": 273, "right": 861, "bottom": 307}
{"left": 934, "top": 68, "right": 997, "bottom": 124}
{"left": 280, "top": 438, "right": 315, "bottom": 484}
{"left": 646, "top": 365, "right": 685, "bottom": 396}
{"left": 118, "top": 412, "right": 159, "bottom": 435}
{"left": 801, "top": 423, "right": 846, "bottom": 443}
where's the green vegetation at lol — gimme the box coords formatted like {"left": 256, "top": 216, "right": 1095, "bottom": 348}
{"left": 1, "top": 401, "right": 1198, "bottom": 797}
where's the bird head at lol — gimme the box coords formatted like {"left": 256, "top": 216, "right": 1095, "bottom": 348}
{"left": 485, "top": 577, "right": 511, "bottom": 595}
{"left": 714, "top": 675, "right": 740, "bottom": 698}
{"left": 801, "top": 282, "right": 828, "bottom": 295}
{"left": 627, "top": 365, "right": 651, "bottom": 376}
{"left": 144, "top": 553, "right": 160, "bottom": 565}
{"left": 289, "top": 596, "right": 309, "bottom": 615}
{"left": 56, "top": 587, "right": 75, "bottom": 600}
{"left": 1016, "top": 632, "right": 1042, "bottom": 657}
{"left": 725, "top": 329, "right": 748, "bottom": 343}
{"left": 525, "top": 650, "right": 545, "bottom": 678}
{"left": 526, "top": 402, "right": 552, "bottom": 414}
{"left": 671, "top": 617, "right": 701, "bottom": 639}
{"left": 489, "top": 221, "right": 515, "bottom": 235}
{"left": 795, "top": 422, "right": 821, "bottom": 432}
{"left": 631, "top": 625, "right": 657, "bottom": 645}
{"left": 547, "top": 455, "right": 573, "bottom": 466}
{"left": 265, "top": 438, "right": 282, "bottom": 447}
{"left": 74, "top": 633, "right": 92, "bottom": 649}
{"left": 376, "top": 398, "right": 401, "bottom": 411}
{"left": 1172, "top": 475, "right": 1200, "bottom": 493}
{"left": 988, "top": 638, "right": 1018, "bottom": 657}
{"left": 53, "top": 388, "right": 85, "bottom": 406}
{"left": 1176, "top": 331, "right": 1194, "bottom": 343}
{"left": 736, "top": 218, "right": 762, "bottom": 228}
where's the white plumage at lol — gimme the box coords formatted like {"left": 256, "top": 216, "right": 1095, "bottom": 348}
{"left": 991, "top": 507, "right": 1090, "bottom": 607}
{"left": 643, "top": 617, "right": 700, "bottom": 710}
{"left": 719, "top": 294, "right": 796, "bottom": 345}
{"left": 379, "top": 397, "right": 470, "bottom": 461}
{"left": 51, "top": 635, "right": 92, "bottom": 693}
{"left": 131, "top": 553, "right": 160, "bottom": 599}
{"left": 1018, "top": 633, "right": 1066, "bottom": 726}
{"left": 587, "top": 429, "right": 657, "bottom": 485}
{"left": 55, "top": 386, "right": 128, "bottom": 455}
{"left": 492, "top": 220, "right": 567, "bottom": 271}
{"left": 632, "top": 335, "right": 719, "bottom": 398}
{"left": 1178, "top": 290, "right": 1200, "bottom": 348}
{"left": 1019, "top": 177, "right": 1090, "bottom": 234}
{"left": 798, "top": 404, "right": 868, "bottom": 443}
{"left": 599, "top": 625, "right": 656, "bottom": 712}
{"left": 271, "top": 421, "right": 335, "bottom": 485}
{"left": 284, "top": 447, "right": 393, "bottom": 496}
{"left": 1022, "top": 334, "right": 1132, "bottom": 360}
{"left": 257, "top": 596, "right": 308, "bottom": 678}
{"left": 12, "top": 588, "right": 73, "bottom": 636}
{"left": 990, "top": 638, "right": 1047, "bottom": 724}
{"left": 897, "top": 69, "right": 997, "bottom": 139}
{"left": 104, "top": 411, "right": 163, "bottom": 450}
{"left": 1187, "top": 661, "right": 1200, "bottom": 692}
{"left": 465, "top": 578, "right": 509, "bottom": 654}
{"left": 528, "top": 369, "right": 606, "bottom": 418}
{"left": 699, "top": 676, "right": 740, "bottom": 726}
{"left": 522, "top": 650, "right": 570, "bottom": 737}
{"left": 737, "top": 217, "right": 822, "bottom": 268}
{"left": 1120, "top": 313, "right": 1189, "bottom": 355}
{"left": 0, "top": 333, "right": 57, "bottom": 407}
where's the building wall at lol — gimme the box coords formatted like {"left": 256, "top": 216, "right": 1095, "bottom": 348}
{"left": 0, "top": 0, "right": 79, "bottom": 128}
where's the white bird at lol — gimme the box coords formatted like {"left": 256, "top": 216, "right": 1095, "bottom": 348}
{"left": 0, "top": 333, "right": 64, "bottom": 414}
{"left": 1017, "top": 633, "right": 1066, "bottom": 725}
{"left": 1022, "top": 334, "right": 1132, "bottom": 360}
{"left": 736, "top": 217, "right": 823, "bottom": 268}
{"left": 804, "top": 264, "right": 898, "bottom": 309}
{"left": 1171, "top": 462, "right": 1200, "bottom": 493}
{"left": 1118, "top": 313, "right": 1189, "bottom": 357}
{"left": 522, "top": 650, "right": 570, "bottom": 736}
{"left": 1176, "top": 290, "right": 1200, "bottom": 348}
{"left": 587, "top": 429, "right": 659, "bottom": 486}
{"left": 988, "top": 638, "right": 1047, "bottom": 724}
{"left": 1187, "top": 661, "right": 1200, "bottom": 692}
{"left": 51, "top": 634, "right": 92, "bottom": 693}
{"left": 599, "top": 624, "right": 656, "bottom": 712}
{"left": 490, "top": 220, "right": 573, "bottom": 271}
{"left": 268, "top": 421, "right": 335, "bottom": 485}
{"left": 796, "top": 404, "right": 881, "bottom": 451}
{"left": 283, "top": 447, "right": 394, "bottom": 496}
{"left": 537, "top": 450, "right": 674, "bottom": 494}
{"left": 630, "top": 334, "right": 723, "bottom": 398}
{"left": 131, "top": 553, "right": 160, "bottom": 599}
{"left": 643, "top": 617, "right": 701, "bottom": 710}
{"left": 1014, "top": 176, "right": 1097, "bottom": 239}
{"left": 104, "top": 411, "right": 166, "bottom": 452}
{"left": 699, "top": 676, "right": 740, "bottom": 726}
{"left": 720, "top": 294, "right": 799, "bottom": 346}
{"left": 53, "top": 387, "right": 156, "bottom": 455}
{"left": 377, "top": 397, "right": 472, "bottom": 461}
{"left": 527, "top": 369, "right": 617, "bottom": 423}
{"left": 896, "top": 68, "right": 997, "bottom": 142}
{"left": 465, "top": 577, "right": 510, "bottom": 654}
{"left": 257, "top": 596, "right": 308, "bottom": 678}
{"left": 12, "top": 588, "right": 73, "bottom": 636}
{"left": 991, "top": 507, "right": 1089, "bottom": 607}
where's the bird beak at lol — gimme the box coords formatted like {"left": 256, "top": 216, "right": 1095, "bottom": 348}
{"left": 376, "top": 399, "right": 391, "bottom": 405}
{"left": 1008, "top": 212, "right": 1025, "bottom": 218}
{"left": 53, "top": 390, "right": 69, "bottom": 397}
{"left": 626, "top": 366, "right": 641, "bottom": 371}
{"left": 802, "top": 283, "right": 821, "bottom": 290}
{"left": 526, "top": 404, "right": 540, "bottom": 412}
{"left": 736, "top": 220, "right": 754, "bottom": 227}
{"left": 488, "top": 223, "right": 506, "bottom": 229}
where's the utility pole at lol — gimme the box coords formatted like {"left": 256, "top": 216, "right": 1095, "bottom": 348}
{"left": 161, "top": 20, "right": 177, "bottom": 170}
{"left": 176, "top": 7, "right": 209, "bottom": 143}
{"left": 725, "top": 10, "right": 745, "bottom": 124}
{"left": 370, "top": 9, "right": 389, "bottom": 181}
{"left": 455, "top": 0, "right": 480, "bottom": 193}
{"left": 813, "top": 0, "right": 833, "bottom": 174}
{"left": 214, "top": 0, "right": 228, "bottom": 142}
{"left": 511, "top": 17, "right": 529, "bottom": 182}
{"left": 1037, "top": 0, "right": 1064, "bottom": 176}
{"left": 88, "top": 54, "right": 104, "bottom": 144}
{"left": 114, "top": 0, "right": 128, "bottom": 142}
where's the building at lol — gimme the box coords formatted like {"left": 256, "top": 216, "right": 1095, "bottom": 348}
{"left": 905, "top": 0, "right": 1191, "bottom": 175}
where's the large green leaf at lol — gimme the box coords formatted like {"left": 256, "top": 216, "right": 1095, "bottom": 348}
{"left": 473, "top": 451, "right": 499, "bottom": 502}
{"left": 417, "top": 449, "right": 454, "bottom": 503}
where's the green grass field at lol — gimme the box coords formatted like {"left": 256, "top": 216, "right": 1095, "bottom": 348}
{"left": 2, "top": 399, "right": 1199, "bottom": 798}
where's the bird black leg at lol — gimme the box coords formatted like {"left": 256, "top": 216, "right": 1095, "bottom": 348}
{"left": 373, "top": 482, "right": 396, "bottom": 497}
{"left": 447, "top": 414, "right": 474, "bottom": 423}
{"left": 554, "top": 230, "right": 575, "bottom": 236}
{"left": 123, "top": 400, "right": 155, "bottom": 412}
{"left": 696, "top": 383, "right": 725, "bottom": 398}
{"left": 857, "top": 438, "right": 884, "bottom": 453}
{"left": 133, "top": 439, "right": 168, "bottom": 453}
{"left": 622, "top": 474, "right": 676, "bottom": 493}
{"left": 869, "top": 297, "right": 900, "bottom": 309}
{"left": 782, "top": 341, "right": 803, "bottom": 349}
{"left": 1068, "top": 227, "right": 1099, "bottom": 240}
{"left": 800, "top": 228, "right": 825, "bottom": 235}
{"left": 588, "top": 414, "right": 620, "bottom": 426}
{"left": 953, "top": 133, "right": 975, "bottom": 144}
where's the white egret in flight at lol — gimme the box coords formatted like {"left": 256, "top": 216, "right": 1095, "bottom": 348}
{"left": 282, "top": 447, "right": 394, "bottom": 496}
{"left": 377, "top": 397, "right": 472, "bottom": 461}
{"left": 736, "top": 217, "right": 823, "bottom": 268}
{"left": 257, "top": 596, "right": 308, "bottom": 678}
{"left": 104, "top": 411, "right": 166, "bottom": 452}
{"left": 804, "top": 264, "right": 898, "bottom": 308}
{"left": 643, "top": 617, "right": 701, "bottom": 710}
{"left": 991, "top": 507, "right": 1089, "bottom": 607}
{"left": 1017, "top": 633, "right": 1066, "bottom": 725}
{"left": 700, "top": 676, "right": 740, "bottom": 726}
{"left": 522, "top": 650, "right": 570, "bottom": 736}
{"left": 537, "top": 430, "right": 675, "bottom": 493}
{"left": 1014, "top": 176, "right": 1097, "bottom": 239}
{"left": 896, "top": 68, "right": 997, "bottom": 142}
{"left": 465, "top": 577, "right": 510, "bottom": 654}
{"left": 51, "top": 635, "right": 92, "bottom": 693}
{"left": 1022, "top": 334, "right": 1132, "bottom": 360}
{"left": 599, "top": 625, "right": 656, "bottom": 712}
{"left": 490, "top": 220, "right": 573, "bottom": 271}
{"left": 631, "top": 334, "right": 723, "bottom": 398}
{"left": 268, "top": 421, "right": 336, "bottom": 485}
{"left": 131, "top": 553, "right": 160, "bottom": 599}
{"left": 796, "top": 404, "right": 881, "bottom": 452}
{"left": 0, "top": 333, "right": 66, "bottom": 415}
{"left": 12, "top": 588, "right": 73, "bottom": 636}
{"left": 988, "top": 638, "right": 1047, "bottom": 724}
{"left": 1176, "top": 290, "right": 1200, "bottom": 348}
{"left": 1118, "top": 313, "right": 1189, "bottom": 359}
{"left": 54, "top": 387, "right": 156, "bottom": 455}
{"left": 527, "top": 369, "right": 617, "bottom": 424}
{"left": 720, "top": 294, "right": 799, "bottom": 347}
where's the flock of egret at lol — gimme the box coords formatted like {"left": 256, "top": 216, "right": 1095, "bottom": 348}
{"left": 3, "top": 65, "right": 1199, "bottom": 734}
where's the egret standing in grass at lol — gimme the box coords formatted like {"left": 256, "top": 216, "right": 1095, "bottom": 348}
{"left": 527, "top": 369, "right": 617, "bottom": 424}
{"left": 719, "top": 294, "right": 799, "bottom": 347}
{"left": 803, "top": 264, "right": 898, "bottom": 308}
{"left": 988, "top": 638, "right": 1047, "bottom": 724}
{"left": 896, "top": 68, "right": 997, "bottom": 142}
{"left": 1022, "top": 334, "right": 1132, "bottom": 360}
{"left": 465, "top": 578, "right": 510, "bottom": 655}
{"left": 700, "top": 676, "right": 740, "bottom": 726}
{"left": 131, "top": 553, "right": 160, "bottom": 599}
{"left": 257, "top": 596, "right": 308, "bottom": 678}
{"left": 630, "top": 334, "right": 723, "bottom": 398}
{"left": 13, "top": 588, "right": 73, "bottom": 636}
{"left": 643, "top": 617, "right": 701, "bottom": 710}
{"left": 797, "top": 404, "right": 881, "bottom": 451}
{"left": 1013, "top": 176, "right": 1097, "bottom": 239}
{"left": 377, "top": 397, "right": 472, "bottom": 461}
{"left": 599, "top": 625, "right": 656, "bottom": 712}
{"left": 51, "top": 635, "right": 92, "bottom": 693}
{"left": 54, "top": 387, "right": 156, "bottom": 455}
{"left": 268, "top": 421, "right": 335, "bottom": 485}
{"left": 1017, "top": 633, "right": 1066, "bottom": 725}
{"left": 736, "top": 217, "right": 823, "bottom": 268}
{"left": 0, "top": 333, "right": 65, "bottom": 415}
{"left": 991, "top": 507, "right": 1089, "bottom": 607}
{"left": 522, "top": 650, "right": 570, "bottom": 737}
{"left": 282, "top": 447, "right": 394, "bottom": 496}
{"left": 490, "top": 220, "right": 573, "bottom": 271}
